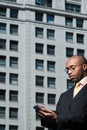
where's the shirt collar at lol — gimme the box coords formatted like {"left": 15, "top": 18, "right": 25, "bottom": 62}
{"left": 79, "top": 76, "right": 87, "bottom": 86}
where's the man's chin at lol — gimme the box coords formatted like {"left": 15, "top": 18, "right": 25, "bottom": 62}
{"left": 70, "top": 78, "right": 76, "bottom": 83}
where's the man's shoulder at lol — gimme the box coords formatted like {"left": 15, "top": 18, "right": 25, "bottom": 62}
{"left": 60, "top": 87, "right": 74, "bottom": 97}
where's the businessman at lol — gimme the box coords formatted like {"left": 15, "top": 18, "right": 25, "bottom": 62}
{"left": 36, "top": 55, "right": 87, "bottom": 130}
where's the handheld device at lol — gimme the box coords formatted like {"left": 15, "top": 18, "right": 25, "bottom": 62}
{"left": 33, "top": 105, "right": 41, "bottom": 111}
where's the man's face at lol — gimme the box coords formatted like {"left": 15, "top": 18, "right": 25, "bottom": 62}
{"left": 65, "top": 57, "right": 84, "bottom": 83}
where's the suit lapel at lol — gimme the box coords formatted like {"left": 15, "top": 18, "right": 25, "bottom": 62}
{"left": 71, "top": 84, "right": 87, "bottom": 103}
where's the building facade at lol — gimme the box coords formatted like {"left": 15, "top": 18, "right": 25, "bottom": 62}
{"left": 0, "top": 0, "right": 87, "bottom": 130}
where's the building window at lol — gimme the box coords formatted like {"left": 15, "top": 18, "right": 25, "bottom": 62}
{"left": 67, "top": 79, "right": 74, "bottom": 89}
{"left": 36, "top": 59, "right": 44, "bottom": 70}
{"left": 9, "top": 73, "right": 18, "bottom": 85}
{"left": 10, "top": 57, "right": 18, "bottom": 68}
{"left": 47, "top": 77, "right": 55, "bottom": 88}
{"left": 77, "top": 34, "right": 84, "bottom": 44}
{"left": 47, "top": 45, "right": 55, "bottom": 55}
{"left": 36, "top": 126, "right": 44, "bottom": 130}
{"left": 0, "top": 56, "right": 6, "bottom": 66}
{"left": 65, "top": 17, "right": 73, "bottom": 27}
{"left": 47, "top": 14, "right": 54, "bottom": 23}
{"left": 35, "top": 0, "right": 44, "bottom": 6}
{"left": 35, "top": 12, "right": 43, "bottom": 21}
{"left": 10, "top": 40, "right": 18, "bottom": 51}
{"left": 36, "top": 76, "right": 44, "bottom": 86}
{"left": 0, "top": 90, "right": 6, "bottom": 101}
{"left": 0, "top": 72, "right": 6, "bottom": 83}
{"left": 48, "top": 94, "right": 56, "bottom": 104}
{"left": 35, "top": 43, "right": 44, "bottom": 54}
{"left": 9, "top": 90, "right": 18, "bottom": 102}
{"left": 35, "top": 0, "right": 52, "bottom": 7}
{"left": 10, "top": 24, "right": 18, "bottom": 35}
{"left": 0, "top": 23, "right": 6, "bottom": 33}
{"left": 9, "top": 108, "right": 18, "bottom": 119}
{"left": 47, "top": 29, "right": 55, "bottom": 40}
{"left": 66, "top": 47, "right": 74, "bottom": 57}
{"left": 66, "top": 32, "right": 73, "bottom": 43}
{"left": 5, "top": 0, "right": 16, "bottom": 2}
{"left": 9, "top": 125, "right": 18, "bottom": 130}
{"left": 47, "top": 0, "right": 52, "bottom": 7}
{"left": 36, "top": 92, "right": 44, "bottom": 103}
{"left": 76, "top": 19, "right": 83, "bottom": 28}
{"left": 47, "top": 61, "right": 55, "bottom": 71}
{"left": 36, "top": 113, "right": 40, "bottom": 120}
{"left": 77, "top": 49, "right": 84, "bottom": 56}
{"left": 35, "top": 27, "right": 43, "bottom": 38}
{"left": 10, "top": 9, "right": 18, "bottom": 18}
{"left": 0, "top": 107, "right": 6, "bottom": 118}
{"left": 65, "top": 3, "right": 81, "bottom": 13}
{"left": 0, "top": 125, "right": 5, "bottom": 130}
{"left": 0, "top": 39, "right": 6, "bottom": 50}
{"left": 0, "top": 7, "right": 6, "bottom": 17}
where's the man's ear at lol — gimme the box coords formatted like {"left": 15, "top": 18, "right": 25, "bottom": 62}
{"left": 82, "top": 64, "right": 87, "bottom": 71}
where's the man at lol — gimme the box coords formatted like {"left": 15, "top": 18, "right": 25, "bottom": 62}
{"left": 35, "top": 55, "right": 87, "bottom": 130}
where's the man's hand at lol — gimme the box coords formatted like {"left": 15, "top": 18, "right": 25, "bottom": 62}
{"left": 37, "top": 104, "right": 57, "bottom": 121}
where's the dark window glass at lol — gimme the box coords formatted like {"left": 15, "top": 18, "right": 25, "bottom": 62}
{"left": 36, "top": 126, "right": 44, "bottom": 130}
{"left": 0, "top": 125, "right": 5, "bottom": 130}
{"left": 35, "top": 0, "right": 52, "bottom": 7}
{"left": 9, "top": 91, "right": 18, "bottom": 102}
{"left": 35, "top": 43, "right": 43, "bottom": 53}
{"left": 0, "top": 23, "right": 6, "bottom": 33}
{"left": 35, "top": 12, "right": 43, "bottom": 21}
{"left": 0, "top": 56, "right": 6, "bottom": 66}
{"left": 9, "top": 125, "right": 18, "bottom": 130}
{"left": 0, "top": 72, "right": 6, "bottom": 83}
{"left": 36, "top": 76, "right": 44, "bottom": 86}
{"left": 0, "top": 107, "right": 6, "bottom": 118}
{"left": 47, "top": 45, "right": 55, "bottom": 55}
{"left": 66, "top": 47, "right": 74, "bottom": 57}
{"left": 0, "top": 90, "right": 6, "bottom": 101}
{"left": 10, "top": 40, "right": 18, "bottom": 51}
{"left": 77, "top": 34, "right": 84, "bottom": 43}
{"left": 65, "top": 17, "right": 73, "bottom": 26}
{"left": 76, "top": 19, "right": 83, "bottom": 28}
{"left": 65, "top": 3, "right": 81, "bottom": 13}
{"left": 9, "top": 108, "right": 18, "bottom": 119}
{"left": 36, "top": 92, "right": 44, "bottom": 103}
{"left": 77, "top": 49, "right": 84, "bottom": 56}
{"left": 35, "top": 27, "right": 43, "bottom": 38}
{"left": 0, "top": 39, "right": 6, "bottom": 50}
{"left": 0, "top": 7, "right": 6, "bottom": 17}
{"left": 48, "top": 94, "right": 56, "bottom": 104}
{"left": 67, "top": 79, "right": 74, "bottom": 89}
{"left": 10, "top": 24, "right": 18, "bottom": 35}
{"left": 10, "top": 9, "right": 18, "bottom": 18}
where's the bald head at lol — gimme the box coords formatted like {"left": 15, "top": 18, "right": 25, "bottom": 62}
{"left": 66, "top": 55, "right": 87, "bottom": 83}
{"left": 66, "top": 55, "right": 87, "bottom": 65}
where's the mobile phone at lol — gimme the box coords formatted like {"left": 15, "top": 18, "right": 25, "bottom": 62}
{"left": 33, "top": 105, "right": 41, "bottom": 111}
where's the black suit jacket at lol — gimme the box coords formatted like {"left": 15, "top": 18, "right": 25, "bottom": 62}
{"left": 41, "top": 84, "right": 87, "bottom": 130}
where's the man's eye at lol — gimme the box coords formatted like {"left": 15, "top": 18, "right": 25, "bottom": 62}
{"left": 71, "top": 67, "right": 75, "bottom": 70}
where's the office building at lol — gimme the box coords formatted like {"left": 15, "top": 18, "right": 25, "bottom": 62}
{"left": 0, "top": 0, "right": 87, "bottom": 130}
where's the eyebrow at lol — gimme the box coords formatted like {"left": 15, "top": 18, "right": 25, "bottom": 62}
{"left": 66, "top": 65, "right": 76, "bottom": 68}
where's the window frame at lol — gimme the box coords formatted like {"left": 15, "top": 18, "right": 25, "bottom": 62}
{"left": 36, "top": 75, "right": 44, "bottom": 87}
{"left": 66, "top": 47, "right": 74, "bottom": 57}
{"left": 36, "top": 92, "right": 44, "bottom": 103}
{"left": 47, "top": 77, "right": 56, "bottom": 88}
{"left": 36, "top": 59, "right": 44, "bottom": 70}
{"left": 47, "top": 29, "right": 55, "bottom": 40}
{"left": 9, "top": 108, "right": 18, "bottom": 119}
{"left": 9, "top": 73, "right": 18, "bottom": 85}
{"left": 48, "top": 93, "right": 56, "bottom": 104}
